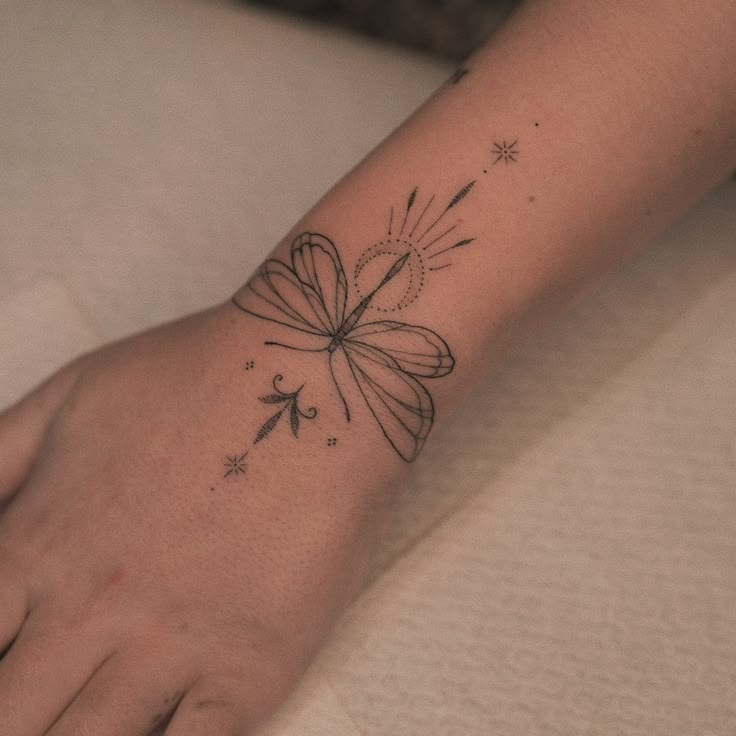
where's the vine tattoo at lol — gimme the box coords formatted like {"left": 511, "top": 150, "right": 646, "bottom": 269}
{"left": 232, "top": 233, "right": 455, "bottom": 461}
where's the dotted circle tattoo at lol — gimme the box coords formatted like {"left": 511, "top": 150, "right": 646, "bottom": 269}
{"left": 354, "top": 240, "right": 425, "bottom": 312}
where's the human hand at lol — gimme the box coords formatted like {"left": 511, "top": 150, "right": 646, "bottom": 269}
{"left": 0, "top": 306, "right": 375, "bottom": 735}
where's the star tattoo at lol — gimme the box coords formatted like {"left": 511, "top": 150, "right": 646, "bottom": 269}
{"left": 492, "top": 139, "right": 519, "bottom": 164}
{"left": 223, "top": 451, "right": 248, "bottom": 478}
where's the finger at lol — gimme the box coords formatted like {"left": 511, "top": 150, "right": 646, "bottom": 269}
{"left": 45, "top": 649, "right": 194, "bottom": 736}
{"left": 0, "top": 554, "right": 30, "bottom": 654}
{"left": 0, "top": 602, "right": 112, "bottom": 736}
{"left": 163, "top": 681, "right": 253, "bottom": 736}
{"left": 0, "top": 361, "right": 81, "bottom": 504}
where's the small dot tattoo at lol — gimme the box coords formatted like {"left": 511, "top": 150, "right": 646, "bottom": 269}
{"left": 244, "top": 360, "right": 255, "bottom": 371}
{"left": 327, "top": 437, "right": 338, "bottom": 447}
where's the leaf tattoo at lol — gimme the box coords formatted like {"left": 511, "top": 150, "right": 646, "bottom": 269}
{"left": 447, "top": 180, "right": 475, "bottom": 209}
{"left": 400, "top": 186, "right": 418, "bottom": 235}
{"left": 253, "top": 374, "right": 318, "bottom": 445}
{"left": 254, "top": 410, "right": 283, "bottom": 444}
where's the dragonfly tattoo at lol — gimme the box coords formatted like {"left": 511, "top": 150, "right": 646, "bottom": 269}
{"left": 231, "top": 232, "right": 454, "bottom": 461}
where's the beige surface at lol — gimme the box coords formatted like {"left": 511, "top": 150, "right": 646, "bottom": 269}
{"left": 1, "top": 1, "right": 735, "bottom": 734}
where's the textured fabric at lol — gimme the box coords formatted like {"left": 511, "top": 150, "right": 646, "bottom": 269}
{"left": 1, "top": 2, "right": 734, "bottom": 734}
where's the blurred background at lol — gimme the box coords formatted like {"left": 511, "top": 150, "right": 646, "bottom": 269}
{"left": 243, "top": 0, "right": 520, "bottom": 59}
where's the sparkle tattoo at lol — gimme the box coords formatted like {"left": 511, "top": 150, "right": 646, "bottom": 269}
{"left": 223, "top": 452, "right": 248, "bottom": 478}
{"left": 492, "top": 139, "right": 519, "bottom": 164}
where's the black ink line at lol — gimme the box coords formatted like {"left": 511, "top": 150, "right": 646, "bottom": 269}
{"left": 421, "top": 223, "right": 457, "bottom": 251}
{"left": 329, "top": 349, "right": 350, "bottom": 421}
{"left": 429, "top": 263, "right": 452, "bottom": 271}
{"left": 408, "top": 194, "right": 435, "bottom": 237}
{"left": 427, "top": 238, "right": 475, "bottom": 259}
{"left": 447, "top": 181, "right": 475, "bottom": 209}
{"left": 399, "top": 187, "right": 417, "bottom": 236}
{"left": 417, "top": 181, "right": 475, "bottom": 241}
{"left": 388, "top": 206, "right": 393, "bottom": 236}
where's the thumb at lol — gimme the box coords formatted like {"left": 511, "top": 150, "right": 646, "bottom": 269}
{"left": 0, "top": 361, "right": 82, "bottom": 505}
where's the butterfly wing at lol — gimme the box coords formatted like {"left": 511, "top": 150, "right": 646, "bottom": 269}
{"left": 345, "top": 321, "right": 454, "bottom": 377}
{"left": 290, "top": 232, "right": 347, "bottom": 334}
{"left": 232, "top": 258, "right": 326, "bottom": 335}
{"left": 341, "top": 321, "right": 454, "bottom": 462}
{"left": 231, "top": 232, "right": 347, "bottom": 336}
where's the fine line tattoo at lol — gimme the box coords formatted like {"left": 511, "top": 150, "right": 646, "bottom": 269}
{"left": 224, "top": 452, "right": 248, "bottom": 478}
{"left": 225, "top": 117, "right": 536, "bottom": 469}
{"left": 232, "top": 233, "right": 454, "bottom": 461}
{"left": 253, "top": 374, "right": 318, "bottom": 445}
{"left": 354, "top": 181, "right": 477, "bottom": 311}
{"left": 492, "top": 139, "right": 519, "bottom": 164}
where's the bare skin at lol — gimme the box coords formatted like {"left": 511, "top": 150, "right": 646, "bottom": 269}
{"left": 0, "top": 308, "right": 383, "bottom": 735}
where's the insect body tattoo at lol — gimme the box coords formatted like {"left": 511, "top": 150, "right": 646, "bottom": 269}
{"left": 231, "top": 233, "right": 454, "bottom": 461}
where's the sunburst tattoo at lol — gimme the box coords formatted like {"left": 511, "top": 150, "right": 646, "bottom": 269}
{"left": 492, "top": 139, "right": 519, "bottom": 164}
{"left": 223, "top": 451, "right": 248, "bottom": 478}
{"left": 353, "top": 181, "right": 476, "bottom": 302}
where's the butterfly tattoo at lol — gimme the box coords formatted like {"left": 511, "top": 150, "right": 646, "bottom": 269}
{"left": 231, "top": 232, "right": 454, "bottom": 461}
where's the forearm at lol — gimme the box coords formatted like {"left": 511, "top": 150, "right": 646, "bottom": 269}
{"left": 295, "top": 0, "right": 734, "bottom": 368}
{"left": 221, "top": 0, "right": 735, "bottom": 496}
